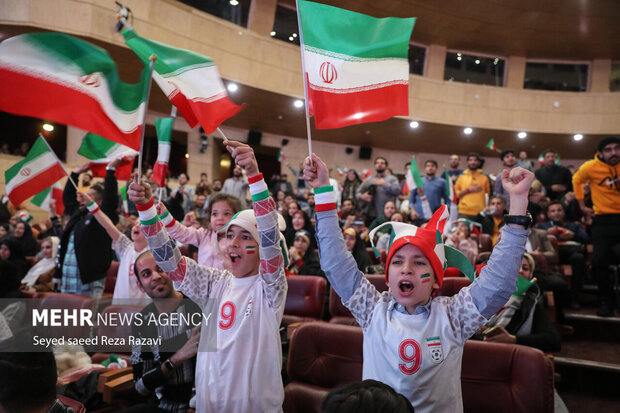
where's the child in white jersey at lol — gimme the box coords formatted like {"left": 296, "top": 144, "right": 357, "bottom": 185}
{"left": 129, "top": 140, "right": 288, "bottom": 413}
{"left": 304, "top": 153, "right": 534, "bottom": 413}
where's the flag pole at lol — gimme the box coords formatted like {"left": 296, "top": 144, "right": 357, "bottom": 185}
{"left": 137, "top": 55, "right": 157, "bottom": 184}
{"left": 294, "top": 0, "right": 313, "bottom": 164}
{"left": 216, "top": 127, "right": 229, "bottom": 142}
{"left": 39, "top": 134, "right": 79, "bottom": 190}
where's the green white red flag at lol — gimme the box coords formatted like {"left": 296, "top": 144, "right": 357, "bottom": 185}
{"left": 153, "top": 117, "right": 174, "bottom": 186}
{"left": 297, "top": 0, "right": 415, "bottom": 129}
{"left": 407, "top": 156, "right": 432, "bottom": 218}
{"left": 278, "top": 150, "right": 285, "bottom": 163}
{"left": 78, "top": 133, "right": 137, "bottom": 180}
{"left": 486, "top": 139, "right": 498, "bottom": 151}
{"left": 120, "top": 186, "right": 129, "bottom": 219}
{"left": 0, "top": 33, "right": 149, "bottom": 151}
{"left": 122, "top": 28, "right": 243, "bottom": 134}
{"left": 444, "top": 170, "right": 457, "bottom": 205}
{"left": 4, "top": 137, "right": 66, "bottom": 207}
{"left": 31, "top": 183, "right": 64, "bottom": 216}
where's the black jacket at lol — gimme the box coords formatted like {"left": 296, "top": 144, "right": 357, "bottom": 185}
{"left": 55, "top": 170, "right": 118, "bottom": 283}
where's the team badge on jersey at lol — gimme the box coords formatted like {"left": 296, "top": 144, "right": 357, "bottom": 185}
{"left": 244, "top": 297, "right": 253, "bottom": 318}
{"left": 425, "top": 336, "right": 443, "bottom": 364}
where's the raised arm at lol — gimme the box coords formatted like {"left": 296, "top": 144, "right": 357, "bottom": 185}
{"left": 156, "top": 202, "right": 206, "bottom": 246}
{"left": 77, "top": 191, "right": 121, "bottom": 242}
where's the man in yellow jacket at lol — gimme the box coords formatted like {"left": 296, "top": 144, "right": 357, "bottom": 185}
{"left": 454, "top": 152, "right": 490, "bottom": 220}
{"left": 573, "top": 136, "right": 620, "bottom": 317}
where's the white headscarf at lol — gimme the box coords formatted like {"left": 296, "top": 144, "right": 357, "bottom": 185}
{"left": 21, "top": 236, "right": 59, "bottom": 287}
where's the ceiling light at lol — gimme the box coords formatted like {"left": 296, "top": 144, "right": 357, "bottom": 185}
{"left": 42, "top": 123, "right": 54, "bottom": 131}
{"left": 463, "top": 127, "right": 473, "bottom": 135}
{"left": 409, "top": 121, "right": 419, "bottom": 129}
{"left": 457, "top": 56, "right": 462, "bottom": 61}
{"left": 227, "top": 83, "right": 238, "bottom": 93}
{"left": 185, "top": 153, "right": 190, "bottom": 159}
{"left": 475, "top": 59, "right": 480, "bottom": 65}
{"left": 457, "top": 53, "right": 462, "bottom": 57}
{"left": 518, "top": 131, "right": 527, "bottom": 139}
{"left": 270, "top": 31, "right": 276, "bottom": 37}
{"left": 573, "top": 134, "right": 583, "bottom": 141}
{"left": 289, "top": 36, "right": 294, "bottom": 41}
{"left": 294, "top": 99, "right": 304, "bottom": 108}
{"left": 229, "top": 0, "right": 239, "bottom": 5}
{"left": 292, "top": 33, "right": 297, "bottom": 38}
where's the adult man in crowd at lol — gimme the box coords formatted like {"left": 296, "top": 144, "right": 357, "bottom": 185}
{"left": 535, "top": 149, "right": 573, "bottom": 200}
{"left": 481, "top": 195, "right": 507, "bottom": 245}
{"left": 454, "top": 152, "right": 490, "bottom": 221}
{"left": 573, "top": 136, "right": 620, "bottom": 317}
{"left": 77, "top": 172, "right": 93, "bottom": 193}
{"left": 171, "top": 173, "right": 195, "bottom": 214}
{"left": 221, "top": 164, "right": 250, "bottom": 208}
{"left": 54, "top": 161, "right": 118, "bottom": 298}
{"left": 539, "top": 201, "right": 589, "bottom": 308}
{"left": 356, "top": 156, "right": 401, "bottom": 219}
{"left": 446, "top": 154, "right": 463, "bottom": 185}
{"left": 494, "top": 149, "right": 517, "bottom": 208}
{"left": 409, "top": 160, "right": 447, "bottom": 222}
{"left": 192, "top": 194, "right": 208, "bottom": 219}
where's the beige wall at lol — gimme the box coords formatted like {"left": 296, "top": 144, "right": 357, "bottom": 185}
{"left": 2, "top": 0, "right": 619, "bottom": 136}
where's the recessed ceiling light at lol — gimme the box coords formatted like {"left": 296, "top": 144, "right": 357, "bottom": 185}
{"left": 518, "top": 131, "right": 527, "bottom": 139}
{"left": 270, "top": 31, "right": 276, "bottom": 37}
{"left": 185, "top": 153, "right": 190, "bottom": 159}
{"left": 289, "top": 36, "right": 294, "bottom": 41}
{"left": 409, "top": 121, "right": 419, "bottom": 129}
{"left": 227, "top": 83, "right": 238, "bottom": 93}
{"left": 292, "top": 33, "right": 297, "bottom": 38}
{"left": 229, "top": 0, "right": 239, "bottom": 5}
{"left": 294, "top": 99, "right": 304, "bottom": 108}
{"left": 42, "top": 123, "right": 54, "bottom": 132}
{"left": 457, "top": 56, "right": 462, "bottom": 61}
{"left": 475, "top": 59, "right": 480, "bottom": 65}
{"left": 463, "top": 127, "right": 473, "bottom": 135}
{"left": 457, "top": 53, "right": 462, "bottom": 57}
{"left": 573, "top": 134, "right": 583, "bottom": 141}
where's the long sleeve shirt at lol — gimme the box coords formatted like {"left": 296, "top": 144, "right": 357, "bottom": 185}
{"left": 138, "top": 173, "right": 286, "bottom": 413}
{"left": 314, "top": 185, "right": 527, "bottom": 413}
{"left": 454, "top": 169, "right": 490, "bottom": 216}
{"left": 409, "top": 176, "right": 448, "bottom": 216}
{"left": 356, "top": 173, "right": 401, "bottom": 217}
{"left": 572, "top": 155, "right": 620, "bottom": 215}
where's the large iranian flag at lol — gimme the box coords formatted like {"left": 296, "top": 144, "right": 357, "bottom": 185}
{"left": 4, "top": 137, "right": 66, "bottom": 207}
{"left": 0, "top": 33, "right": 149, "bottom": 151}
{"left": 78, "top": 133, "right": 137, "bottom": 180}
{"left": 152, "top": 117, "right": 174, "bottom": 186}
{"left": 122, "top": 28, "right": 242, "bottom": 134}
{"left": 31, "top": 183, "right": 65, "bottom": 216}
{"left": 297, "top": 0, "right": 415, "bottom": 129}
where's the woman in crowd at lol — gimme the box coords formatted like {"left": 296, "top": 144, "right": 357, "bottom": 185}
{"left": 288, "top": 229, "right": 322, "bottom": 275}
{"left": 0, "top": 238, "right": 28, "bottom": 282}
{"left": 343, "top": 228, "right": 373, "bottom": 272}
{"left": 446, "top": 220, "right": 479, "bottom": 265}
{"left": 12, "top": 221, "right": 39, "bottom": 257}
{"left": 374, "top": 212, "right": 404, "bottom": 253}
{"left": 341, "top": 169, "right": 361, "bottom": 204}
{"left": 21, "top": 236, "right": 59, "bottom": 291}
{"left": 368, "top": 201, "right": 397, "bottom": 232}
{"left": 481, "top": 252, "right": 561, "bottom": 352}
{"left": 284, "top": 209, "right": 316, "bottom": 249}
{"left": 0, "top": 224, "right": 10, "bottom": 241}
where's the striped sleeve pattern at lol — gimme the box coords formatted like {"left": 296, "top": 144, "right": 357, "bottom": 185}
{"left": 314, "top": 185, "right": 337, "bottom": 212}
{"left": 249, "top": 173, "right": 287, "bottom": 308}
{"left": 137, "top": 198, "right": 186, "bottom": 282}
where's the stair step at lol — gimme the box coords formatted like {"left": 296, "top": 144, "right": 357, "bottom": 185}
{"left": 554, "top": 357, "right": 620, "bottom": 373}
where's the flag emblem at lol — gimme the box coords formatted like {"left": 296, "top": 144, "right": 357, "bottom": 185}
{"left": 78, "top": 74, "right": 100, "bottom": 87}
{"left": 426, "top": 336, "right": 443, "bottom": 364}
{"left": 20, "top": 168, "right": 31, "bottom": 177}
{"left": 320, "top": 61, "right": 337, "bottom": 84}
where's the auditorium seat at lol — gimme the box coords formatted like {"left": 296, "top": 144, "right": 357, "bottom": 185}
{"left": 57, "top": 395, "right": 86, "bottom": 413}
{"left": 35, "top": 293, "right": 96, "bottom": 339}
{"left": 477, "top": 233, "right": 493, "bottom": 252}
{"left": 433, "top": 277, "right": 471, "bottom": 298}
{"left": 90, "top": 305, "right": 142, "bottom": 363}
{"left": 103, "top": 261, "right": 120, "bottom": 299}
{"left": 283, "top": 275, "right": 327, "bottom": 325}
{"left": 329, "top": 274, "right": 387, "bottom": 326}
{"left": 284, "top": 323, "right": 554, "bottom": 413}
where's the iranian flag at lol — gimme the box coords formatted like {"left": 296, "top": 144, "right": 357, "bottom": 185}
{"left": 407, "top": 157, "right": 432, "bottom": 219}
{"left": 153, "top": 117, "right": 174, "bottom": 186}
{"left": 444, "top": 170, "right": 457, "bottom": 205}
{"left": 486, "top": 139, "right": 498, "bottom": 151}
{"left": 78, "top": 133, "right": 137, "bottom": 180}
{"left": 4, "top": 137, "right": 66, "bottom": 207}
{"left": 297, "top": 0, "right": 415, "bottom": 129}
{"left": 122, "top": 28, "right": 242, "bottom": 134}
{"left": 0, "top": 33, "right": 149, "bottom": 151}
{"left": 278, "top": 149, "right": 285, "bottom": 163}
{"left": 31, "top": 183, "right": 64, "bottom": 216}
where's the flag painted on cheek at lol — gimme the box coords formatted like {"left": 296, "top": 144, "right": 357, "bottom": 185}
{"left": 245, "top": 245, "right": 257, "bottom": 254}
{"left": 420, "top": 273, "right": 432, "bottom": 284}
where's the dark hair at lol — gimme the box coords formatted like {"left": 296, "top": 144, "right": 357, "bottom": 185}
{"left": 546, "top": 200, "right": 565, "bottom": 213}
{"left": 542, "top": 149, "right": 556, "bottom": 157}
{"left": 128, "top": 211, "right": 139, "bottom": 218}
{"left": 490, "top": 195, "right": 507, "bottom": 205}
{"left": 374, "top": 156, "right": 388, "bottom": 166}
{"left": 178, "top": 172, "right": 190, "bottom": 180}
{"left": 597, "top": 136, "right": 620, "bottom": 152}
{"left": 0, "top": 351, "right": 58, "bottom": 412}
{"left": 500, "top": 149, "right": 515, "bottom": 160}
{"left": 321, "top": 379, "right": 414, "bottom": 413}
{"left": 424, "top": 159, "right": 438, "bottom": 168}
{"left": 466, "top": 152, "right": 481, "bottom": 161}
{"left": 133, "top": 250, "right": 153, "bottom": 287}
{"left": 89, "top": 183, "right": 104, "bottom": 201}
{"left": 205, "top": 193, "right": 243, "bottom": 230}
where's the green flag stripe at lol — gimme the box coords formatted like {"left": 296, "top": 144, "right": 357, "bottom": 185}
{"left": 155, "top": 117, "right": 174, "bottom": 143}
{"left": 5, "top": 137, "right": 51, "bottom": 182}
{"left": 23, "top": 33, "right": 149, "bottom": 112}
{"left": 314, "top": 186, "right": 334, "bottom": 194}
{"left": 409, "top": 160, "right": 424, "bottom": 188}
{"left": 31, "top": 187, "right": 51, "bottom": 206}
{"left": 298, "top": 0, "right": 415, "bottom": 59}
{"left": 78, "top": 133, "right": 119, "bottom": 159}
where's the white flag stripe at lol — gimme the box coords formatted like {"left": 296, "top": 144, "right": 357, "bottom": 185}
{"left": 5, "top": 152, "right": 59, "bottom": 193}
{"left": 157, "top": 65, "right": 226, "bottom": 100}
{"left": 157, "top": 143, "right": 171, "bottom": 163}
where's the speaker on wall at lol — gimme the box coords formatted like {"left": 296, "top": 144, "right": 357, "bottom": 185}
{"left": 248, "top": 130, "right": 262, "bottom": 146}
{"left": 359, "top": 146, "right": 372, "bottom": 160}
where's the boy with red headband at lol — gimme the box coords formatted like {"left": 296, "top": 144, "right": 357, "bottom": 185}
{"left": 304, "top": 153, "right": 534, "bottom": 413}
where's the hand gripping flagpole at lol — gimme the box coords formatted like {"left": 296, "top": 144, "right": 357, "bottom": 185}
{"left": 137, "top": 55, "right": 157, "bottom": 184}
{"left": 39, "top": 134, "right": 79, "bottom": 190}
{"left": 294, "top": 0, "right": 313, "bottom": 165}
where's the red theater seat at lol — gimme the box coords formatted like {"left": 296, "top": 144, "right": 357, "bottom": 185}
{"left": 434, "top": 277, "right": 471, "bottom": 298}
{"left": 329, "top": 275, "right": 387, "bottom": 326}
{"left": 283, "top": 323, "right": 554, "bottom": 413}
{"left": 283, "top": 275, "right": 327, "bottom": 325}
{"left": 103, "top": 261, "right": 120, "bottom": 298}
{"left": 35, "top": 293, "right": 96, "bottom": 338}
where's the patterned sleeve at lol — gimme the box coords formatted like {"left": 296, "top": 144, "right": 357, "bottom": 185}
{"left": 159, "top": 204, "right": 206, "bottom": 247}
{"left": 137, "top": 198, "right": 226, "bottom": 301}
{"left": 343, "top": 278, "right": 383, "bottom": 331}
{"left": 249, "top": 173, "right": 287, "bottom": 309}
{"left": 438, "top": 287, "right": 487, "bottom": 345}
{"left": 111, "top": 233, "right": 132, "bottom": 257}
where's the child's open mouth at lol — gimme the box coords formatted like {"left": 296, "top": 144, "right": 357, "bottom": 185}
{"left": 399, "top": 280, "right": 414, "bottom": 296}
{"left": 229, "top": 253, "right": 241, "bottom": 264}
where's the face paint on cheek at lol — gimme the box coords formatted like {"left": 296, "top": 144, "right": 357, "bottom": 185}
{"left": 420, "top": 273, "right": 432, "bottom": 284}
{"left": 245, "top": 245, "right": 257, "bottom": 254}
